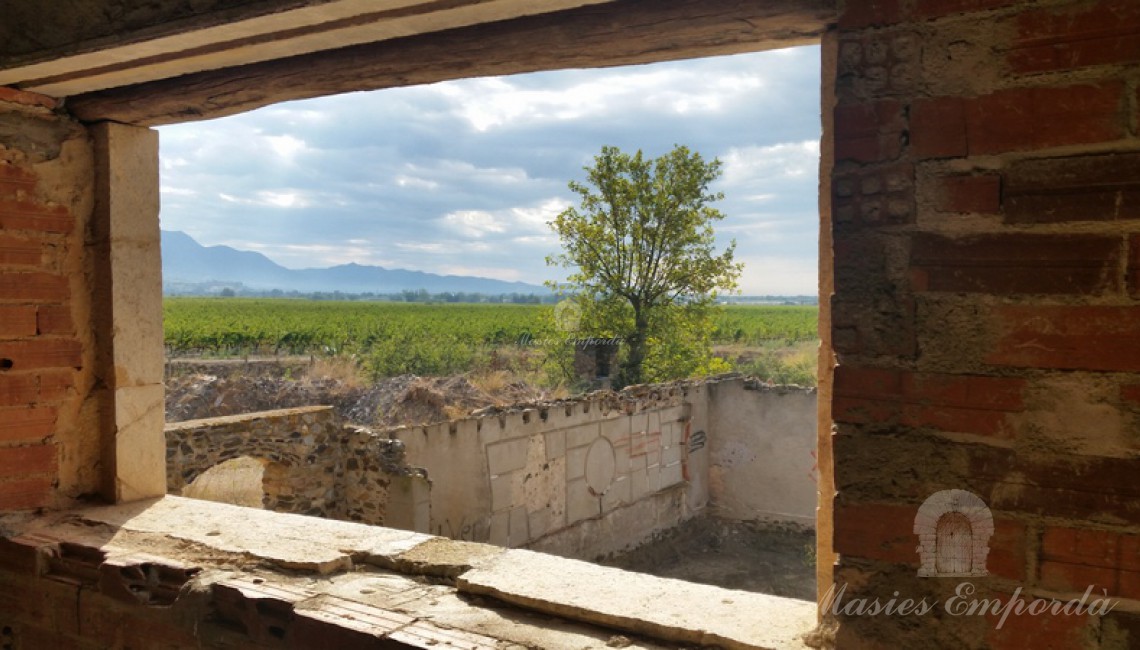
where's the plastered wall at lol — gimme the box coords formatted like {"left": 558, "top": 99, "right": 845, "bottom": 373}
{"left": 391, "top": 376, "right": 817, "bottom": 560}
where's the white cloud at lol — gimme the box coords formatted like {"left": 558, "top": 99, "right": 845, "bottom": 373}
{"left": 441, "top": 210, "right": 506, "bottom": 238}
{"left": 218, "top": 190, "right": 310, "bottom": 209}
{"left": 265, "top": 134, "right": 307, "bottom": 160}
{"left": 156, "top": 45, "right": 822, "bottom": 294}
{"left": 720, "top": 140, "right": 821, "bottom": 187}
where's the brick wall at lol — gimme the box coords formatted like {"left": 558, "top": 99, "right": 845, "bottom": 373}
{"left": 830, "top": 0, "right": 1140, "bottom": 646}
{"left": 0, "top": 91, "right": 93, "bottom": 512}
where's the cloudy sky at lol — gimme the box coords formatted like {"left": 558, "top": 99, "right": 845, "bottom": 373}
{"left": 157, "top": 44, "right": 821, "bottom": 295}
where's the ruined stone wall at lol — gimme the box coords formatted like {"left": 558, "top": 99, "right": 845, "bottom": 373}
{"left": 165, "top": 406, "right": 419, "bottom": 525}
{"left": 829, "top": 0, "right": 1140, "bottom": 647}
{"left": 164, "top": 378, "right": 818, "bottom": 559}
{"left": 0, "top": 90, "right": 97, "bottom": 511}
{"left": 390, "top": 381, "right": 716, "bottom": 560}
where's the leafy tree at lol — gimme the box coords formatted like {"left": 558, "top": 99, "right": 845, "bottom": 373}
{"left": 547, "top": 145, "right": 742, "bottom": 386}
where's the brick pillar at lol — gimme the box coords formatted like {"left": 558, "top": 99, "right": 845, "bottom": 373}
{"left": 829, "top": 0, "right": 1140, "bottom": 646}
{"left": 0, "top": 90, "right": 89, "bottom": 511}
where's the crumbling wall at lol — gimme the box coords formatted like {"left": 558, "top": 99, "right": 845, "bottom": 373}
{"left": 165, "top": 406, "right": 423, "bottom": 525}
{"left": 390, "top": 381, "right": 711, "bottom": 559}
{"left": 0, "top": 90, "right": 97, "bottom": 511}
{"left": 708, "top": 381, "right": 817, "bottom": 528}
{"left": 163, "top": 377, "right": 819, "bottom": 561}
{"left": 829, "top": 0, "right": 1140, "bottom": 647}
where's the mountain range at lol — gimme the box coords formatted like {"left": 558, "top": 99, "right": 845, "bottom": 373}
{"left": 161, "top": 230, "right": 548, "bottom": 295}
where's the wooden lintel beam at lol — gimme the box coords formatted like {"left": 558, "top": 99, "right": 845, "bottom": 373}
{"left": 67, "top": 0, "right": 836, "bottom": 126}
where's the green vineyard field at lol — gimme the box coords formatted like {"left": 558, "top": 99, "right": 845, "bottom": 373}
{"left": 163, "top": 298, "right": 819, "bottom": 378}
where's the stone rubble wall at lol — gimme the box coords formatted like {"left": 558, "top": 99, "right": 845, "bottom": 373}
{"left": 165, "top": 406, "right": 421, "bottom": 526}
{"left": 165, "top": 376, "right": 818, "bottom": 560}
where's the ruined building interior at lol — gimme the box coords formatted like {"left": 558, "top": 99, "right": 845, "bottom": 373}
{"left": 2, "top": 0, "right": 1140, "bottom": 648}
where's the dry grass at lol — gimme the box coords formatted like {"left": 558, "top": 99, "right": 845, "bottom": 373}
{"left": 469, "top": 369, "right": 512, "bottom": 394}
{"left": 306, "top": 355, "right": 366, "bottom": 388}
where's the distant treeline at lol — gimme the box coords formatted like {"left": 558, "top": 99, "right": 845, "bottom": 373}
{"left": 164, "top": 283, "right": 558, "bottom": 304}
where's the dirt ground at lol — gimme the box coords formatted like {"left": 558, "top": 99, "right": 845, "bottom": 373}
{"left": 603, "top": 516, "right": 817, "bottom": 601}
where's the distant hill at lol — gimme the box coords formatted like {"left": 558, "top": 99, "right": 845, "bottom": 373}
{"left": 161, "top": 230, "right": 548, "bottom": 295}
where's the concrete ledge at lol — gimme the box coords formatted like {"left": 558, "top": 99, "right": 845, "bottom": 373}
{"left": 4, "top": 496, "right": 815, "bottom": 649}
{"left": 459, "top": 549, "right": 816, "bottom": 650}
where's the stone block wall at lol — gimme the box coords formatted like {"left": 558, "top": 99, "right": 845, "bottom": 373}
{"left": 390, "top": 381, "right": 714, "bottom": 560}
{"left": 829, "top": 0, "right": 1140, "bottom": 647}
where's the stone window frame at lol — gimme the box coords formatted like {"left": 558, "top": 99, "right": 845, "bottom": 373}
{"left": 92, "top": 23, "right": 840, "bottom": 602}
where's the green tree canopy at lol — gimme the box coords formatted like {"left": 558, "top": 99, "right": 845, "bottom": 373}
{"left": 547, "top": 144, "right": 742, "bottom": 386}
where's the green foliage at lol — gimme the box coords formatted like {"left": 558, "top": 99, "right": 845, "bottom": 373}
{"left": 163, "top": 298, "right": 818, "bottom": 384}
{"left": 736, "top": 341, "right": 819, "bottom": 387}
{"left": 163, "top": 298, "right": 550, "bottom": 378}
{"left": 712, "top": 306, "right": 818, "bottom": 346}
{"left": 547, "top": 145, "right": 742, "bottom": 386}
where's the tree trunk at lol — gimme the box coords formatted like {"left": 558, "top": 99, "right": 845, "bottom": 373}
{"left": 620, "top": 309, "right": 649, "bottom": 387}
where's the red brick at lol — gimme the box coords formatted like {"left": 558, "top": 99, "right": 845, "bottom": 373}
{"left": 0, "top": 162, "right": 37, "bottom": 191}
{"left": 0, "top": 234, "right": 42, "bottom": 267}
{"left": 0, "top": 477, "right": 53, "bottom": 511}
{"left": 1040, "top": 560, "right": 1117, "bottom": 595}
{"left": 0, "top": 273, "right": 68, "bottom": 302}
{"left": 0, "top": 198, "right": 72, "bottom": 234}
{"left": 932, "top": 174, "right": 1001, "bottom": 214}
{"left": 839, "top": 0, "right": 903, "bottom": 29}
{"left": 966, "top": 83, "right": 1126, "bottom": 155}
{"left": 988, "top": 518, "right": 1028, "bottom": 581}
{"left": 985, "top": 591, "right": 1096, "bottom": 650}
{"left": 0, "top": 339, "right": 82, "bottom": 370}
{"left": 910, "top": 97, "right": 967, "bottom": 159}
{"left": 0, "top": 305, "right": 37, "bottom": 338}
{"left": 0, "top": 445, "right": 56, "bottom": 479}
{"left": 1043, "top": 526, "right": 1120, "bottom": 567}
{"left": 833, "top": 501, "right": 919, "bottom": 566}
{"left": 1123, "top": 385, "right": 1140, "bottom": 407}
{"left": 1130, "top": 235, "right": 1140, "bottom": 299}
{"left": 834, "top": 100, "right": 905, "bottom": 163}
{"left": 910, "top": 233, "right": 1122, "bottom": 295}
{"left": 914, "top": 0, "right": 1019, "bottom": 20}
{"left": 834, "top": 365, "right": 902, "bottom": 400}
{"left": 966, "top": 447, "right": 1140, "bottom": 523}
{"left": 37, "top": 370, "right": 75, "bottom": 401}
{"left": 35, "top": 305, "right": 73, "bottom": 335}
{"left": 0, "top": 87, "right": 58, "bottom": 111}
{"left": 1119, "top": 570, "right": 1140, "bottom": 600}
{"left": 0, "top": 477, "right": 54, "bottom": 511}
{"left": 1005, "top": 152, "right": 1140, "bottom": 224}
{"left": 834, "top": 368, "right": 1025, "bottom": 436}
{"left": 1011, "top": 0, "right": 1140, "bottom": 74}
{"left": 0, "top": 374, "right": 39, "bottom": 406}
{"left": 987, "top": 306, "right": 1140, "bottom": 372}
{"left": 0, "top": 407, "right": 56, "bottom": 443}
{"left": 903, "top": 373, "right": 1025, "bottom": 411}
